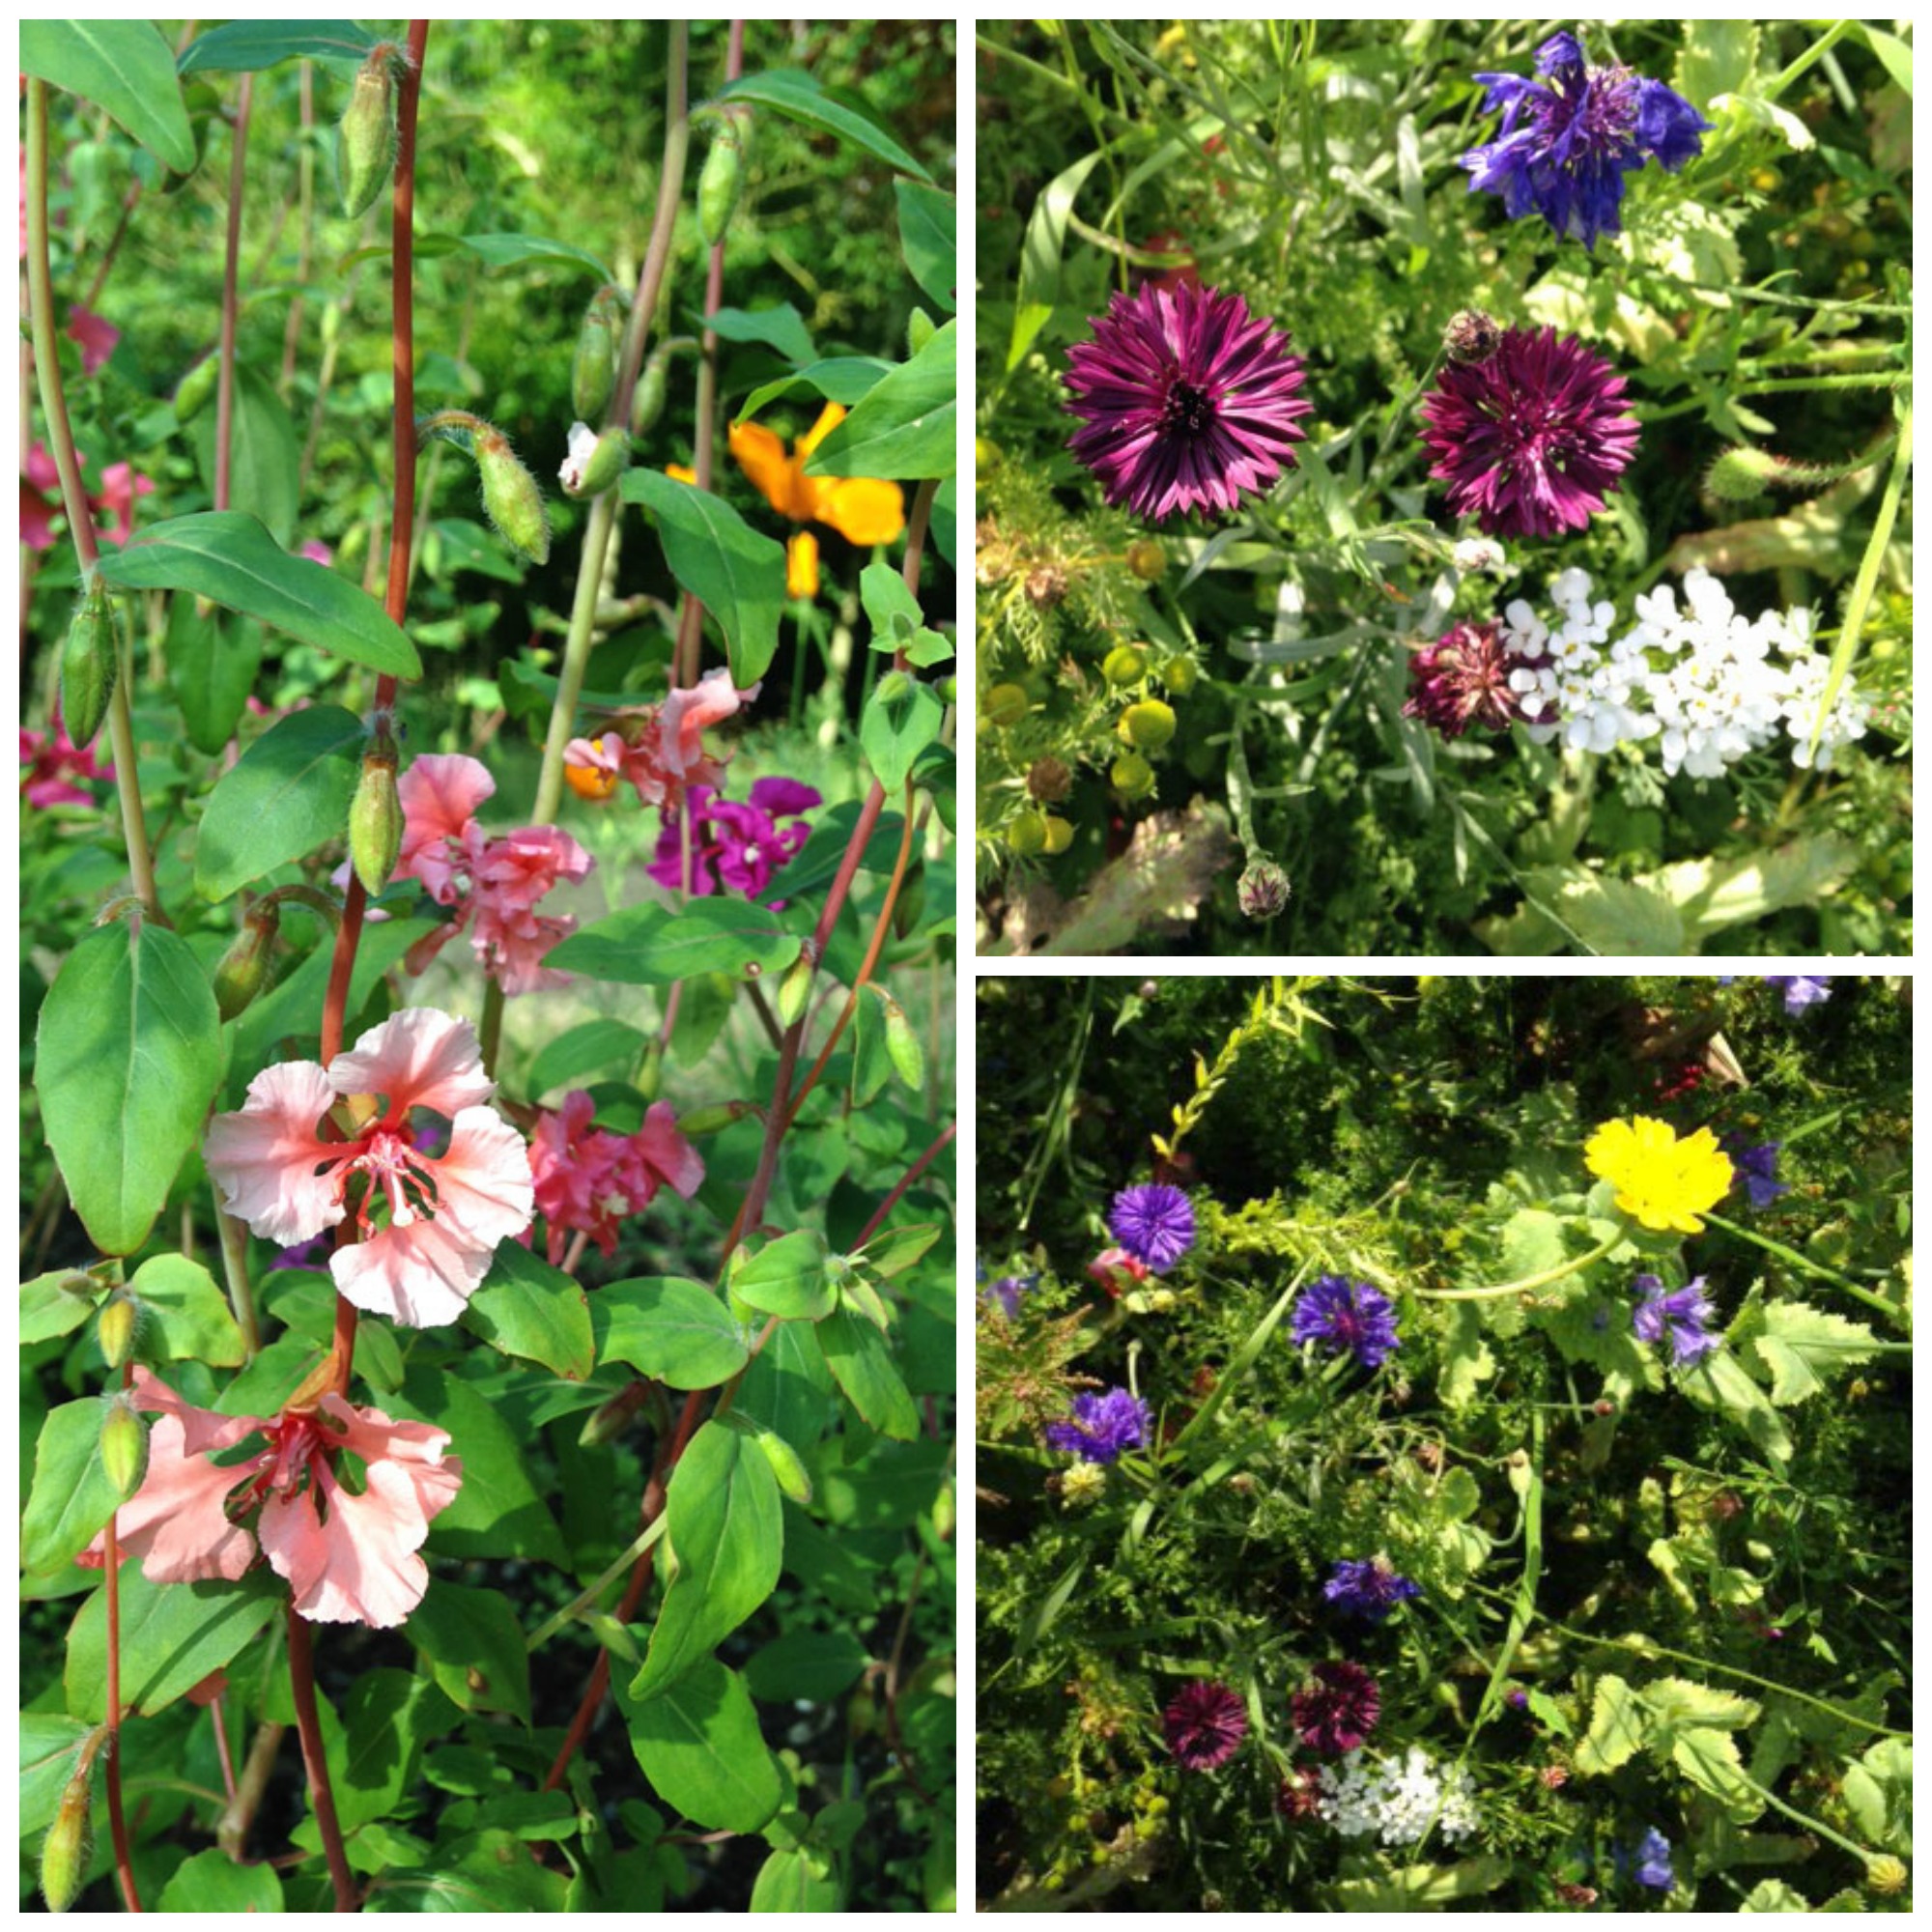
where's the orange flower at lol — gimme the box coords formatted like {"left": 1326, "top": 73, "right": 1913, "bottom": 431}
{"left": 728, "top": 403, "right": 904, "bottom": 598}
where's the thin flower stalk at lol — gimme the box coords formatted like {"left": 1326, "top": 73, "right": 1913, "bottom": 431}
{"left": 214, "top": 75, "right": 253, "bottom": 510}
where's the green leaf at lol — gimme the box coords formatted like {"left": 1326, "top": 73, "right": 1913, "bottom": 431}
{"left": 66, "top": 1570, "right": 282, "bottom": 1720}
{"left": 20, "top": 1712, "right": 93, "bottom": 1838}
{"left": 764, "top": 801, "right": 906, "bottom": 901}
{"left": 1841, "top": 1737, "right": 1912, "bottom": 1853}
{"left": 1749, "top": 1300, "right": 1879, "bottom": 1405}
{"left": 337, "top": 1671, "right": 455, "bottom": 1832}
{"left": 1330, "top": 1858, "right": 1512, "bottom": 1910}
{"left": 547, "top": 896, "right": 801, "bottom": 986}
{"left": 1640, "top": 1676, "right": 1761, "bottom": 1734}
{"left": 189, "top": 365, "right": 300, "bottom": 546}
{"left": 751, "top": 1848, "right": 844, "bottom": 1912}
{"left": 619, "top": 1657, "right": 783, "bottom": 1833}
{"left": 1009, "top": 152, "right": 1104, "bottom": 370}
{"left": 21, "top": 1269, "right": 97, "bottom": 1345}
{"left": 168, "top": 602, "right": 265, "bottom": 756}
{"left": 526, "top": 1017, "right": 649, "bottom": 1099}
{"left": 35, "top": 920, "right": 224, "bottom": 1256}
{"left": 741, "top": 1629, "right": 869, "bottom": 1706}
{"left": 856, "top": 1221, "right": 942, "bottom": 1279}
{"left": 633, "top": 1421, "right": 783, "bottom": 1700}
{"left": 127, "top": 1253, "right": 246, "bottom": 1365}
{"left": 730, "top": 1230, "right": 834, "bottom": 1321}
{"left": 1673, "top": 21, "right": 1761, "bottom": 106}
{"left": 1856, "top": 24, "right": 1914, "bottom": 98}
{"left": 716, "top": 68, "right": 931, "bottom": 183}
{"left": 362, "top": 1831, "right": 572, "bottom": 1913}
{"left": 193, "top": 703, "right": 365, "bottom": 902}
{"left": 156, "top": 1848, "right": 286, "bottom": 1913}
{"left": 621, "top": 470, "right": 786, "bottom": 687}
{"left": 895, "top": 181, "right": 956, "bottom": 311}
{"left": 21, "top": 1400, "right": 124, "bottom": 1575}
{"left": 463, "top": 1239, "right": 595, "bottom": 1380}
{"left": 451, "top": 229, "right": 613, "bottom": 280}
{"left": 1685, "top": 1347, "right": 1795, "bottom": 1466}
{"left": 22, "top": 21, "right": 196, "bottom": 174}
{"left": 706, "top": 304, "right": 815, "bottom": 365}
{"left": 1573, "top": 1672, "right": 1645, "bottom": 1777}
{"left": 816, "top": 1296, "right": 920, "bottom": 1440}
{"left": 860, "top": 675, "right": 946, "bottom": 792}
{"left": 596, "top": 1277, "right": 750, "bottom": 1389}
{"left": 179, "top": 19, "right": 376, "bottom": 74}
{"left": 96, "top": 513, "right": 419, "bottom": 679}
{"left": 859, "top": 560, "right": 950, "bottom": 667}
{"left": 848, "top": 977, "right": 892, "bottom": 1109}
{"left": 408, "top": 1579, "right": 532, "bottom": 1725}
{"left": 1670, "top": 1725, "right": 1761, "bottom": 1818}
{"left": 737, "top": 356, "right": 895, "bottom": 423}
{"left": 804, "top": 321, "right": 954, "bottom": 481}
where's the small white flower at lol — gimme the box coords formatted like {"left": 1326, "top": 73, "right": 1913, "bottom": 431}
{"left": 1452, "top": 536, "right": 1508, "bottom": 576}
{"left": 558, "top": 420, "right": 598, "bottom": 493}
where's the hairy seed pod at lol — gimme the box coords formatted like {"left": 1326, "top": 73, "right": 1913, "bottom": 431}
{"left": 1110, "top": 752, "right": 1155, "bottom": 800}
{"left": 173, "top": 355, "right": 218, "bottom": 424}
{"left": 571, "top": 291, "right": 618, "bottom": 424}
{"left": 40, "top": 1747, "right": 98, "bottom": 1915}
{"left": 1102, "top": 644, "right": 1147, "bottom": 687}
{"left": 348, "top": 729, "right": 404, "bottom": 896}
{"left": 337, "top": 53, "right": 398, "bottom": 219}
{"left": 1006, "top": 810, "right": 1048, "bottom": 857}
{"left": 96, "top": 1291, "right": 140, "bottom": 1371}
{"left": 99, "top": 1393, "right": 149, "bottom": 1498}
{"left": 983, "top": 682, "right": 1029, "bottom": 729}
{"left": 60, "top": 584, "right": 117, "bottom": 750}
{"left": 696, "top": 115, "right": 751, "bottom": 248}
{"left": 213, "top": 906, "right": 281, "bottom": 1022}
{"left": 474, "top": 428, "right": 551, "bottom": 565}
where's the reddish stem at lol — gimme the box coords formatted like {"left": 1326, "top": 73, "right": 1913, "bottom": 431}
{"left": 285, "top": 1608, "right": 355, "bottom": 1911}
{"left": 101, "top": 1510, "right": 142, "bottom": 1911}
{"left": 213, "top": 74, "right": 252, "bottom": 511}
{"left": 854, "top": 1120, "right": 955, "bottom": 1248}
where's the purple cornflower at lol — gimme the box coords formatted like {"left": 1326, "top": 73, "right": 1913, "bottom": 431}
{"left": 1404, "top": 619, "right": 1524, "bottom": 737}
{"left": 1290, "top": 1660, "right": 1381, "bottom": 1754}
{"left": 1162, "top": 1680, "right": 1248, "bottom": 1771}
{"left": 1044, "top": 1387, "right": 1151, "bottom": 1464}
{"left": 1290, "top": 1275, "right": 1402, "bottom": 1370}
{"left": 1065, "top": 281, "right": 1312, "bottom": 523}
{"left": 1722, "top": 1136, "right": 1789, "bottom": 1209}
{"left": 1633, "top": 1273, "right": 1720, "bottom": 1365}
{"left": 1323, "top": 1555, "right": 1423, "bottom": 1622}
{"left": 646, "top": 777, "right": 820, "bottom": 907}
{"left": 1462, "top": 31, "right": 1712, "bottom": 250}
{"left": 1419, "top": 325, "right": 1638, "bottom": 539}
{"left": 1632, "top": 1826, "right": 1676, "bottom": 1892}
{"left": 1109, "top": 1184, "right": 1195, "bottom": 1273}
{"left": 1766, "top": 974, "right": 1832, "bottom": 1015}
{"left": 981, "top": 1271, "right": 1038, "bottom": 1319}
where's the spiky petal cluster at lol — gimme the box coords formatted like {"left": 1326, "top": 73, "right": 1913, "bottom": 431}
{"left": 1463, "top": 31, "right": 1712, "bottom": 249}
{"left": 1163, "top": 1680, "right": 1249, "bottom": 1771}
{"left": 1290, "top": 1276, "right": 1403, "bottom": 1370}
{"left": 1323, "top": 1555, "right": 1422, "bottom": 1623}
{"left": 1108, "top": 1183, "right": 1196, "bottom": 1272}
{"left": 1419, "top": 326, "right": 1638, "bottom": 539}
{"left": 1403, "top": 620, "right": 1524, "bottom": 736}
{"left": 1292, "top": 1661, "right": 1382, "bottom": 1755}
{"left": 1044, "top": 1387, "right": 1151, "bottom": 1464}
{"left": 1065, "top": 281, "right": 1311, "bottom": 522}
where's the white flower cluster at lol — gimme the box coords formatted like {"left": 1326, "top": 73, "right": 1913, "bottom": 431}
{"left": 1316, "top": 1746, "right": 1480, "bottom": 1847}
{"left": 1498, "top": 567, "right": 1870, "bottom": 779}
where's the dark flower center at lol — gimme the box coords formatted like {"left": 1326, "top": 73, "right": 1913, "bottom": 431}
{"left": 1160, "top": 377, "right": 1217, "bottom": 438}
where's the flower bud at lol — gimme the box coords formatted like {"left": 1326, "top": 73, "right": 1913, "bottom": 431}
{"left": 1110, "top": 752, "right": 1155, "bottom": 800}
{"left": 1102, "top": 645, "right": 1147, "bottom": 687}
{"left": 475, "top": 427, "right": 551, "bottom": 565}
{"left": 1006, "top": 810, "right": 1049, "bottom": 857}
{"left": 632, "top": 347, "right": 670, "bottom": 437}
{"left": 873, "top": 669, "right": 912, "bottom": 706}
{"left": 1443, "top": 308, "right": 1503, "bottom": 365}
{"left": 173, "top": 355, "right": 218, "bottom": 424}
{"left": 753, "top": 1427, "right": 812, "bottom": 1504}
{"left": 906, "top": 306, "right": 936, "bottom": 358}
{"left": 1865, "top": 1857, "right": 1909, "bottom": 1896}
{"left": 571, "top": 290, "right": 619, "bottom": 424}
{"left": 60, "top": 583, "right": 117, "bottom": 750}
{"left": 1041, "top": 815, "right": 1073, "bottom": 856}
{"left": 1125, "top": 538, "right": 1167, "bottom": 582}
{"left": 40, "top": 1746, "right": 97, "bottom": 1914}
{"left": 348, "top": 734, "right": 404, "bottom": 897}
{"left": 1118, "top": 699, "right": 1177, "bottom": 752}
{"left": 674, "top": 1101, "right": 744, "bottom": 1137}
{"left": 213, "top": 906, "right": 280, "bottom": 1022}
{"left": 1236, "top": 858, "right": 1291, "bottom": 920}
{"left": 696, "top": 115, "right": 752, "bottom": 248}
{"left": 96, "top": 1291, "right": 140, "bottom": 1371}
{"left": 983, "top": 682, "right": 1029, "bottom": 728}
{"left": 878, "top": 991, "right": 925, "bottom": 1092}
{"left": 578, "top": 1379, "right": 650, "bottom": 1448}
{"left": 1164, "top": 656, "right": 1199, "bottom": 696}
{"left": 99, "top": 1392, "right": 149, "bottom": 1498}
{"left": 775, "top": 952, "right": 813, "bottom": 1029}
{"left": 1704, "top": 444, "right": 1788, "bottom": 503}
{"left": 559, "top": 421, "right": 630, "bottom": 499}
{"left": 337, "top": 52, "right": 399, "bottom": 219}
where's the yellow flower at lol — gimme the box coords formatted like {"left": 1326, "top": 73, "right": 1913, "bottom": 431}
{"left": 1583, "top": 1116, "right": 1733, "bottom": 1234}
{"left": 785, "top": 529, "right": 819, "bottom": 601}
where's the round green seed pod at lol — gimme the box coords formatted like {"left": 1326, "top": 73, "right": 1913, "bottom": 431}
{"left": 983, "top": 682, "right": 1030, "bottom": 729}
{"left": 1126, "top": 538, "right": 1167, "bottom": 582}
{"left": 1041, "top": 815, "right": 1074, "bottom": 855}
{"left": 1119, "top": 699, "right": 1177, "bottom": 752}
{"left": 1006, "top": 810, "right": 1049, "bottom": 857}
{"left": 1111, "top": 752, "right": 1155, "bottom": 800}
{"left": 1102, "top": 645, "right": 1148, "bottom": 687}
{"left": 1164, "top": 656, "right": 1199, "bottom": 696}
{"left": 632, "top": 348, "right": 670, "bottom": 437}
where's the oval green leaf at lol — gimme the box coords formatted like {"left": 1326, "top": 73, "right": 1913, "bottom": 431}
{"left": 618, "top": 1658, "right": 783, "bottom": 1833}
{"left": 194, "top": 702, "right": 365, "bottom": 902}
{"left": 547, "top": 897, "right": 801, "bottom": 986}
{"left": 716, "top": 68, "right": 931, "bottom": 182}
{"left": 895, "top": 180, "right": 956, "bottom": 312}
{"left": 156, "top": 1849, "right": 286, "bottom": 1914}
{"left": 463, "top": 1239, "right": 595, "bottom": 1380}
{"left": 730, "top": 1229, "right": 834, "bottom": 1321}
{"left": 817, "top": 1297, "right": 920, "bottom": 1440}
{"left": 66, "top": 1570, "right": 283, "bottom": 1720}
{"left": 189, "top": 365, "right": 301, "bottom": 546}
{"left": 737, "top": 355, "right": 894, "bottom": 424}
{"left": 706, "top": 304, "right": 815, "bottom": 365}
{"left": 178, "top": 20, "right": 375, "bottom": 75}
{"left": 596, "top": 1277, "right": 750, "bottom": 1389}
{"left": 23, "top": 21, "right": 196, "bottom": 174}
{"left": 804, "top": 322, "right": 954, "bottom": 481}
{"left": 21, "top": 1399, "right": 125, "bottom": 1576}
{"left": 168, "top": 601, "right": 265, "bottom": 755}
{"left": 128, "top": 1253, "right": 247, "bottom": 1366}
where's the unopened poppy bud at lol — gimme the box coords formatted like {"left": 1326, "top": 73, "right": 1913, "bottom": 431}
{"left": 776, "top": 952, "right": 813, "bottom": 1028}
{"left": 1111, "top": 752, "right": 1155, "bottom": 800}
{"left": 1126, "top": 538, "right": 1167, "bottom": 582}
{"left": 571, "top": 289, "right": 619, "bottom": 423}
{"left": 753, "top": 1428, "right": 812, "bottom": 1504}
{"left": 1119, "top": 699, "right": 1176, "bottom": 752}
{"left": 1102, "top": 645, "right": 1147, "bottom": 687}
{"left": 40, "top": 1745, "right": 97, "bottom": 1914}
{"left": 97, "top": 1291, "right": 140, "bottom": 1371}
{"left": 906, "top": 306, "right": 936, "bottom": 357}
{"left": 696, "top": 115, "right": 751, "bottom": 247}
{"left": 983, "top": 682, "right": 1029, "bottom": 729}
{"left": 60, "top": 583, "right": 117, "bottom": 750}
{"left": 474, "top": 427, "right": 550, "bottom": 565}
{"left": 348, "top": 741, "right": 404, "bottom": 896}
{"left": 1704, "top": 444, "right": 1789, "bottom": 503}
{"left": 99, "top": 1392, "right": 148, "bottom": 1498}
{"left": 632, "top": 348, "right": 670, "bottom": 437}
{"left": 559, "top": 421, "right": 629, "bottom": 499}
{"left": 1236, "top": 858, "right": 1291, "bottom": 920}
{"left": 878, "top": 990, "right": 925, "bottom": 1091}
{"left": 337, "top": 51, "right": 399, "bottom": 218}
{"left": 173, "top": 355, "right": 218, "bottom": 423}
{"left": 578, "top": 1379, "right": 651, "bottom": 1448}
{"left": 213, "top": 905, "right": 280, "bottom": 1021}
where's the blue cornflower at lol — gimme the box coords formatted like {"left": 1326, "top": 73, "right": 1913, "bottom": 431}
{"left": 1109, "top": 1183, "right": 1195, "bottom": 1273}
{"left": 1322, "top": 1555, "right": 1423, "bottom": 1622}
{"left": 1462, "top": 31, "right": 1712, "bottom": 249}
{"left": 1633, "top": 1826, "right": 1676, "bottom": 1892}
{"left": 1633, "top": 1273, "right": 1720, "bottom": 1365}
{"left": 1766, "top": 974, "right": 1832, "bottom": 1014}
{"left": 981, "top": 1271, "right": 1038, "bottom": 1319}
{"left": 1722, "top": 1136, "right": 1789, "bottom": 1209}
{"left": 1290, "top": 1275, "right": 1402, "bottom": 1370}
{"left": 1044, "top": 1387, "right": 1151, "bottom": 1464}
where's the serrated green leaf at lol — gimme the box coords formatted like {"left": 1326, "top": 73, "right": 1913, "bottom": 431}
{"left": 1671, "top": 1724, "right": 1761, "bottom": 1817}
{"left": 1685, "top": 1347, "right": 1795, "bottom": 1466}
{"left": 1640, "top": 1675, "right": 1761, "bottom": 1734}
{"left": 1749, "top": 1300, "right": 1879, "bottom": 1405}
{"left": 1574, "top": 1673, "right": 1645, "bottom": 1777}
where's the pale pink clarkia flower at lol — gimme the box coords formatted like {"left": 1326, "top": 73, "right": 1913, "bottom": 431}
{"left": 79, "top": 1367, "right": 460, "bottom": 1628}
{"left": 563, "top": 668, "right": 760, "bottom": 814}
{"left": 205, "top": 1008, "right": 533, "bottom": 1326}
{"left": 529, "top": 1090, "right": 705, "bottom": 1264}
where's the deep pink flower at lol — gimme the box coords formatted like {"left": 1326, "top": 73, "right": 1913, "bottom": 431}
{"left": 1291, "top": 1660, "right": 1381, "bottom": 1753}
{"left": 1163, "top": 1680, "right": 1248, "bottom": 1771}
{"left": 1086, "top": 1245, "right": 1151, "bottom": 1296}
{"left": 1418, "top": 325, "right": 1637, "bottom": 539}
{"left": 79, "top": 1367, "right": 460, "bottom": 1628}
{"left": 20, "top": 441, "right": 62, "bottom": 551}
{"left": 20, "top": 724, "right": 111, "bottom": 806}
{"left": 205, "top": 1009, "right": 534, "bottom": 1327}
{"left": 529, "top": 1090, "right": 704, "bottom": 1264}
{"left": 646, "top": 776, "right": 819, "bottom": 904}
{"left": 299, "top": 538, "right": 334, "bottom": 567}
{"left": 1404, "top": 619, "right": 1525, "bottom": 736}
{"left": 94, "top": 462, "right": 155, "bottom": 547}
{"left": 564, "top": 668, "right": 761, "bottom": 815}
{"left": 66, "top": 304, "right": 120, "bottom": 376}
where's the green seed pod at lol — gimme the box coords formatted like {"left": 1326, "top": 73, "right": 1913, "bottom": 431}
{"left": 696, "top": 116, "right": 751, "bottom": 248}
{"left": 1102, "top": 644, "right": 1147, "bottom": 688}
{"left": 753, "top": 1427, "right": 812, "bottom": 1504}
{"left": 213, "top": 907, "right": 280, "bottom": 1022}
{"left": 348, "top": 742, "right": 404, "bottom": 897}
{"left": 474, "top": 428, "right": 551, "bottom": 565}
{"left": 879, "top": 991, "right": 925, "bottom": 1092}
{"left": 173, "top": 355, "right": 219, "bottom": 424}
{"left": 1006, "top": 810, "right": 1049, "bottom": 857}
{"left": 1041, "top": 815, "right": 1073, "bottom": 856}
{"left": 99, "top": 1393, "right": 149, "bottom": 1499}
{"left": 40, "top": 1747, "right": 97, "bottom": 1915}
{"left": 1164, "top": 656, "right": 1199, "bottom": 696}
{"left": 631, "top": 348, "right": 670, "bottom": 437}
{"left": 337, "top": 53, "right": 398, "bottom": 219}
{"left": 1125, "top": 538, "right": 1167, "bottom": 582}
{"left": 906, "top": 306, "right": 936, "bottom": 358}
{"left": 571, "top": 292, "right": 618, "bottom": 424}
{"left": 983, "top": 682, "right": 1030, "bottom": 729}
{"left": 97, "top": 1291, "right": 140, "bottom": 1371}
{"left": 59, "top": 584, "right": 117, "bottom": 750}
{"left": 674, "top": 1101, "right": 742, "bottom": 1137}
{"left": 1111, "top": 752, "right": 1155, "bottom": 800}
{"left": 775, "top": 952, "right": 813, "bottom": 1029}
{"left": 1119, "top": 699, "right": 1177, "bottom": 752}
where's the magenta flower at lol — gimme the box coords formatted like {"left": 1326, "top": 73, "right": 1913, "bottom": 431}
{"left": 20, "top": 724, "right": 111, "bottom": 807}
{"left": 528, "top": 1089, "right": 705, "bottom": 1265}
{"left": 1404, "top": 619, "right": 1525, "bottom": 736}
{"left": 647, "top": 776, "right": 820, "bottom": 904}
{"left": 78, "top": 1368, "right": 461, "bottom": 1628}
{"left": 1291, "top": 1660, "right": 1381, "bottom": 1754}
{"left": 1065, "top": 281, "right": 1312, "bottom": 522}
{"left": 1418, "top": 325, "right": 1638, "bottom": 539}
{"left": 66, "top": 304, "right": 120, "bottom": 376}
{"left": 1163, "top": 1680, "right": 1249, "bottom": 1771}
{"left": 564, "top": 668, "right": 761, "bottom": 814}
{"left": 18, "top": 440, "right": 154, "bottom": 551}
{"left": 205, "top": 1008, "right": 534, "bottom": 1327}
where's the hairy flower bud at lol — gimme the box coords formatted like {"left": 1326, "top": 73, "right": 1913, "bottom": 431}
{"left": 213, "top": 905, "right": 281, "bottom": 1022}
{"left": 96, "top": 1290, "right": 140, "bottom": 1371}
{"left": 99, "top": 1392, "right": 149, "bottom": 1498}
{"left": 1865, "top": 1857, "right": 1909, "bottom": 1896}
{"left": 474, "top": 427, "right": 551, "bottom": 565}
{"left": 983, "top": 682, "right": 1030, "bottom": 729}
{"left": 1237, "top": 858, "right": 1291, "bottom": 920}
{"left": 337, "top": 51, "right": 399, "bottom": 218}
{"left": 558, "top": 421, "right": 630, "bottom": 499}
{"left": 348, "top": 726, "right": 404, "bottom": 896}
{"left": 632, "top": 347, "right": 670, "bottom": 437}
{"left": 40, "top": 1745, "right": 98, "bottom": 1914}
{"left": 1118, "top": 699, "right": 1177, "bottom": 752}
{"left": 571, "top": 289, "right": 619, "bottom": 423}
{"left": 696, "top": 114, "right": 752, "bottom": 247}
{"left": 60, "top": 583, "right": 117, "bottom": 750}
{"left": 173, "top": 355, "right": 218, "bottom": 424}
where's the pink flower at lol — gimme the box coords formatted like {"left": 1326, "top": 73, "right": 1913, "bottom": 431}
{"left": 94, "top": 462, "right": 155, "bottom": 547}
{"left": 66, "top": 304, "right": 120, "bottom": 377}
{"left": 1087, "top": 1246, "right": 1151, "bottom": 1297}
{"left": 205, "top": 1009, "right": 534, "bottom": 1326}
{"left": 530, "top": 1090, "right": 704, "bottom": 1264}
{"left": 80, "top": 1368, "right": 460, "bottom": 1628}
{"left": 299, "top": 538, "right": 334, "bottom": 567}
{"left": 21, "top": 440, "right": 156, "bottom": 551}
{"left": 20, "top": 441, "right": 61, "bottom": 551}
{"left": 563, "top": 668, "right": 761, "bottom": 814}
{"left": 20, "top": 724, "right": 111, "bottom": 806}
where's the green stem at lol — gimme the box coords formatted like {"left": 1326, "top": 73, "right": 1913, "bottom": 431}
{"left": 1163, "top": 1262, "right": 1313, "bottom": 1459}
{"left": 526, "top": 1514, "right": 671, "bottom": 1654}
{"left": 215, "top": 1207, "right": 262, "bottom": 1361}
{"left": 1762, "top": 19, "right": 1855, "bottom": 102}
{"left": 478, "top": 976, "right": 505, "bottom": 1080}
{"left": 1416, "top": 1225, "right": 1625, "bottom": 1301}
{"left": 1702, "top": 1209, "right": 1906, "bottom": 1325}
